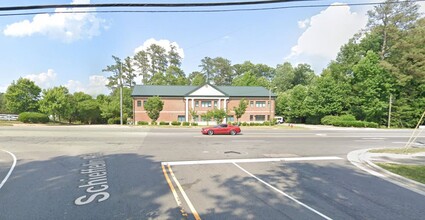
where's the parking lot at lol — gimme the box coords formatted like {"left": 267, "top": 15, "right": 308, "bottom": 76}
{"left": 1, "top": 126, "right": 424, "bottom": 219}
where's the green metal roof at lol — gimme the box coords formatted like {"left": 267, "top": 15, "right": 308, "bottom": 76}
{"left": 131, "top": 84, "right": 276, "bottom": 97}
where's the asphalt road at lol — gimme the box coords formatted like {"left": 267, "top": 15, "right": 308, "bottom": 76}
{"left": 0, "top": 125, "right": 424, "bottom": 220}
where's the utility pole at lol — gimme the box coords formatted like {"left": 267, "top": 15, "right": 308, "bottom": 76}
{"left": 120, "top": 62, "right": 123, "bottom": 126}
{"left": 388, "top": 94, "right": 392, "bottom": 128}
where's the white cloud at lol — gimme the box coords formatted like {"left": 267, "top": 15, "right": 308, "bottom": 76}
{"left": 66, "top": 75, "right": 109, "bottom": 96}
{"left": 24, "top": 69, "right": 57, "bottom": 88}
{"left": 298, "top": 19, "right": 310, "bottom": 29}
{"left": 0, "top": 85, "right": 7, "bottom": 93}
{"left": 419, "top": 2, "right": 425, "bottom": 14}
{"left": 285, "top": 2, "right": 368, "bottom": 73}
{"left": 134, "top": 38, "right": 185, "bottom": 59}
{"left": 3, "top": 0, "right": 106, "bottom": 43}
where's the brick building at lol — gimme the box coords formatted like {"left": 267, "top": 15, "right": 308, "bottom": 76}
{"left": 131, "top": 83, "right": 276, "bottom": 125}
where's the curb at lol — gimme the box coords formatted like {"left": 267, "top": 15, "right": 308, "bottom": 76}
{"left": 347, "top": 149, "right": 425, "bottom": 196}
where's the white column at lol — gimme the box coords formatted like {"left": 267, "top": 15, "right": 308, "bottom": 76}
{"left": 218, "top": 98, "right": 221, "bottom": 109}
{"left": 191, "top": 98, "right": 194, "bottom": 109}
{"left": 223, "top": 98, "right": 228, "bottom": 123}
{"left": 185, "top": 98, "right": 189, "bottom": 122}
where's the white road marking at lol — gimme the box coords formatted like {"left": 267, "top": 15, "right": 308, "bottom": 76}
{"left": 316, "top": 134, "right": 327, "bottom": 136}
{"left": 361, "top": 138, "right": 386, "bottom": 140}
{"left": 167, "top": 165, "right": 201, "bottom": 220}
{"left": 162, "top": 156, "right": 342, "bottom": 166}
{"left": 0, "top": 150, "right": 17, "bottom": 190}
{"left": 233, "top": 162, "right": 333, "bottom": 220}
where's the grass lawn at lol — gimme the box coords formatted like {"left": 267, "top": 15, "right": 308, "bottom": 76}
{"left": 369, "top": 148, "right": 425, "bottom": 154}
{"left": 376, "top": 163, "right": 425, "bottom": 184}
{"left": 0, "top": 121, "right": 21, "bottom": 126}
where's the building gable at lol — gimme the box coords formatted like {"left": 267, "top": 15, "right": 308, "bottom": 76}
{"left": 186, "top": 84, "right": 227, "bottom": 97}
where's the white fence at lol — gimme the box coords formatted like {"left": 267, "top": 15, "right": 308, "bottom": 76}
{"left": 0, "top": 114, "right": 19, "bottom": 121}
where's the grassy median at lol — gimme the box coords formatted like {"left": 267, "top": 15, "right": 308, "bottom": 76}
{"left": 376, "top": 163, "right": 425, "bottom": 184}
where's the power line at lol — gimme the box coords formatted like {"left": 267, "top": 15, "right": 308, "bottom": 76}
{"left": 0, "top": 0, "right": 424, "bottom": 17}
{"left": 0, "top": 1, "right": 318, "bottom": 11}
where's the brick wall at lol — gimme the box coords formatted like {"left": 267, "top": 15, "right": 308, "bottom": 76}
{"left": 133, "top": 97, "right": 275, "bottom": 123}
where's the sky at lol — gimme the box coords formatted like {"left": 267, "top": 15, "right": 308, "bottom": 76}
{"left": 1, "top": 0, "right": 424, "bottom": 96}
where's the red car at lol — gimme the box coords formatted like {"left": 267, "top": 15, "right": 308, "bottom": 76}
{"left": 201, "top": 124, "right": 241, "bottom": 135}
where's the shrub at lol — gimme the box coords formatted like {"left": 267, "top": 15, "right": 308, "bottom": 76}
{"left": 263, "top": 121, "right": 272, "bottom": 126}
{"left": 137, "top": 121, "right": 149, "bottom": 125}
{"left": 241, "top": 122, "right": 248, "bottom": 126}
{"left": 18, "top": 112, "right": 49, "bottom": 123}
{"left": 182, "top": 122, "right": 190, "bottom": 126}
{"left": 107, "top": 117, "right": 127, "bottom": 124}
{"left": 321, "top": 114, "right": 356, "bottom": 125}
{"left": 321, "top": 115, "right": 378, "bottom": 128}
{"left": 171, "top": 121, "right": 181, "bottom": 126}
{"left": 159, "top": 121, "right": 169, "bottom": 126}
{"left": 151, "top": 121, "right": 157, "bottom": 125}
{"left": 191, "top": 122, "right": 198, "bottom": 126}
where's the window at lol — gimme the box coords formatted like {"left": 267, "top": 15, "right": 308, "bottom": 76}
{"left": 178, "top": 115, "right": 185, "bottom": 122}
{"left": 143, "top": 100, "right": 147, "bottom": 109}
{"left": 201, "top": 101, "right": 212, "bottom": 107}
{"left": 137, "top": 100, "right": 142, "bottom": 107}
{"left": 227, "top": 115, "right": 234, "bottom": 122}
{"left": 193, "top": 115, "right": 199, "bottom": 122}
{"left": 195, "top": 101, "right": 199, "bottom": 107}
{"left": 250, "top": 115, "right": 254, "bottom": 121}
{"left": 256, "top": 101, "right": 266, "bottom": 108}
{"left": 250, "top": 101, "right": 254, "bottom": 107}
{"left": 214, "top": 101, "right": 217, "bottom": 107}
{"left": 255, "top": 115, "right": 266, "bottom": 121}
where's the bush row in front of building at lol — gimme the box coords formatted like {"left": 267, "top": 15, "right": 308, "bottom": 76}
{"left": 321, "top": 115, "right": 379, "bottom": 128}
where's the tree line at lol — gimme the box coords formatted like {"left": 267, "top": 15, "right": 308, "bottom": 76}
{"left": 1, "top": 0, "right": 423, "bottom": 127}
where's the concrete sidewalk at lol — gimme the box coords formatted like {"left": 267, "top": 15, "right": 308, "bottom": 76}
{"left": 347, "top": 148, "right": 425, "bottom": 196}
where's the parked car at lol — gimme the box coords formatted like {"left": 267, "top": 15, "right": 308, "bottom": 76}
{"left": 274, "top": 116, "right": 284, "bottom": 124}
{"left": 201, "top": 124, "right": 241, "bottom": 135}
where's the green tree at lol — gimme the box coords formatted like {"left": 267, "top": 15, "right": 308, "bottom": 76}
{"left": 144, "top": 96, "right": 164, "bottom": 122}
{"left": 39, "top": 86, "right": 70, "bottom": 122}
{"left": 133, "top": 50, "right": 150, "bottom": 84}
{"left": 103, "top": 56, "right": 124, "bottom": 90}
{"left": 233, "top": 98, "right": 248, "bottom": 123}
{"left": 164, "top": 66, "right": 188, "bottom": 85}
{"left": 208, "top": 108, "right": 227, "bottom": 124}
{"left": 79, "top": 99, "right": 100, "bottom": 124}
{"left": 147, "top": 44, "right": 168, "bottom": 75}
{"left": 5, "top": 78, "right": 41, "bottom": 113}
{"left": 351, "top": 51, "right": 394, "bottom": 124}
{"left": 189, "top": 108, "right": 198, "bottom": 122}
{"left": 232, "top": 71, "right": 268, "bottom": 87}
{"left": 0, "top": 93, "right": 6, "bottom": 113}
{"left": 292, "top": 64, "right": 316, "bottom": 86}
{"left": 233, "top": 61, "right": 274, "bottom": 79}
{"left": 200, "top": 57, "right": 233, "bottom": 85}
{"left": 367, "top": 0, "right": 419, "bottom": 60}
{"left": 188, "top": 71, "right": 206, "bottom": 86}
{"left": 123, "top": 56, "right": 137, "bottom": 87}
{"left": 304, "top": 70, "right": 351, "bottom": 123}
{"left": 273, "top": 62, "right": 294, "bottom": 92}
{"left": 281, "top": 85, "right": 309, "bottom": 123}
